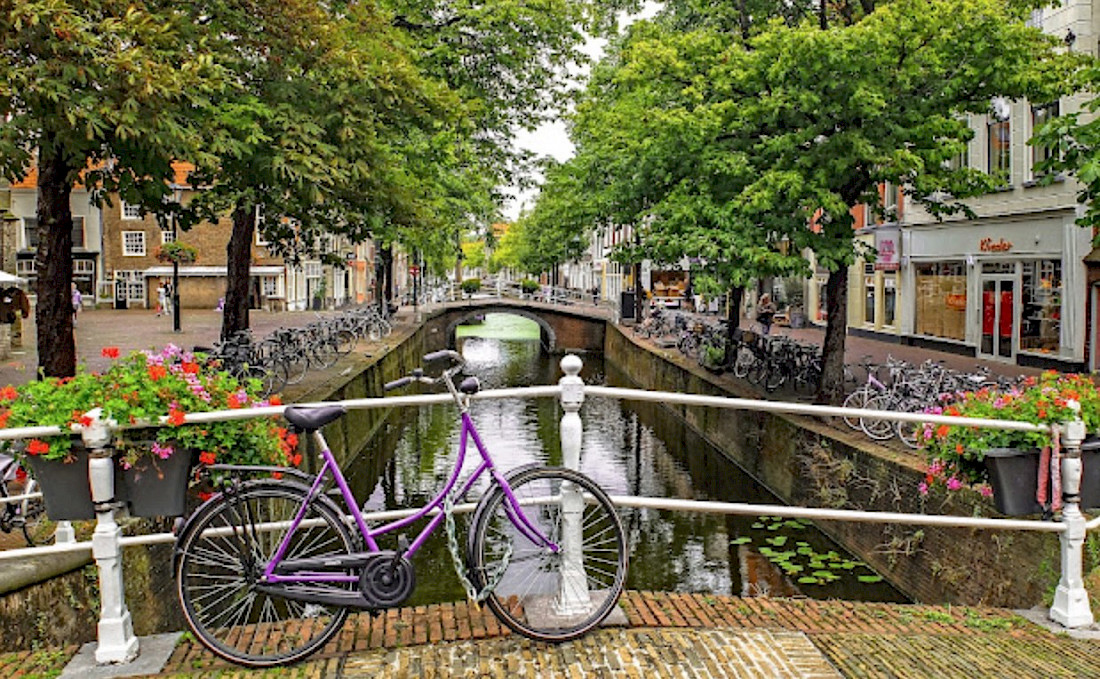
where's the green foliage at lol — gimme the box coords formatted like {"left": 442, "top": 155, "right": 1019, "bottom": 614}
{"left": 461, "top": 278, "right": 482, "bottom": 293}
{"left": 154, "top": 241, "right": 198, "bottom": 264}
{"left": 0, "top": 346, "right": 295, "bottom": 471}
{"left": 520, "top": 278, "right": 540, "bottom": 294}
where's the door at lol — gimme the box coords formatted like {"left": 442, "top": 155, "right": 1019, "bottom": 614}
{"left": 980, "top": 277, "right": 1015, "bottom": 360}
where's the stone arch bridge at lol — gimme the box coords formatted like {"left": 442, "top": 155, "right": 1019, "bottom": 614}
{"left": 421, "top": 298, "right": 611, "bottom": 353}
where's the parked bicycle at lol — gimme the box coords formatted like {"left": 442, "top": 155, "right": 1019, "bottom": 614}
{"left": 0, "top": 452, "right": 44, "bottom": 546}
{"left": 173, "top": 350, "right": 628, "bottom": 667}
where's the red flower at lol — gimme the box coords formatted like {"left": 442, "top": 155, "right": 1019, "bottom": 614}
{"left": 227, "top": 393, "right": 243, "bottom": 409}
{"left": 26, "top": 439, "right": 50, "bottom": 456}
{"left": 290, "top": 453, "right": 302, "bottom": 467}
{"left": 936, "top": 425, "right": 950, "bottom": 439}
{"left": 199, "top": 451, "right": 217, "bottom": 466}
{"left": 269, "top": 395, "right": 283, "bottom": 406}
{"left": 147, "top": 365, "right": 168, "bottom": 381}
{"left": 167, "top": 409, "right": 186, "bottom": 426}
{"left": 181, "top": 362, "right": 200, "bottom": 375}
{"left": 101, "top": 346, "right": 120, "bottom": 359}
{"left": 198, "top": 491, "right": 214, "bottom": 502}
{"left": 0, "top": 411, "right": 9, "bottom": 428}
{"left": 0, "top": 386, "right": 16, "bottom": 402}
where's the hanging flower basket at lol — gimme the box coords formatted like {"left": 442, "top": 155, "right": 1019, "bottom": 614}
{"left": 983, "top": 444, "right": 1100, "bottom": 516}
{"left": 154, "top": 242, "right": 198, "bottom": 264}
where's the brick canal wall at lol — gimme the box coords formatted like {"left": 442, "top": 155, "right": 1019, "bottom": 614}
{"left": 604, "top": 324, "right": 1061, "bottom": 608}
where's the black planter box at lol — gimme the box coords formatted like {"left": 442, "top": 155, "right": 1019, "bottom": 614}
{"left": 984, "top": 445, "right": 1100, "bottom": 516}
{"left": 120, "top": 452, "right": 193, "bottom": 517}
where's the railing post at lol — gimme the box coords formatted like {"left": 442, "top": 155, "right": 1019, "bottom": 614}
{"left": 556, "top": 354, "right": 591, "bottom": 615}
{"left": 1050, "top": 408, "right": 1095, "bottom": 628}
{"left": 83, "top": 410, "right": 140, "bottom": 663}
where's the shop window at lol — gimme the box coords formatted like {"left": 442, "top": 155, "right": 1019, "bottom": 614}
{"left": 864, "top": 275, "right": 875, "bottom": 325}
{"left": 915, "top": 262, "right": 967, "bottom": 341}
{"left": 884, "top": 274, "right": 897, "bottom": 326}
{"left": 1020, "top": 260, "right": 1062, "bottom": 354}
{"left": 22, "top": 217, "right": 85, "bottom": 249}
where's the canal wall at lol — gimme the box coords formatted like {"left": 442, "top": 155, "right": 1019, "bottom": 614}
{"left": 604, "top": 324, "right": 1062, "bottom": 609}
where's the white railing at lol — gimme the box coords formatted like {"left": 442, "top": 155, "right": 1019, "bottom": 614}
{"left": 0, "top": 355, "right": 1092, "bottom": 668}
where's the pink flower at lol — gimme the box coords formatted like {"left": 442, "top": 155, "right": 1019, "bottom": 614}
{"left": 946, "top": 477, "right": 963, "bottom": 491}
{"left": 151, "top": 442, "right": 174, "bottom": 460}
{"left": 979, "top": 486, "right": 993, "bottom": 498}
{"left": 918, "top": 482, "right": 929, "bottom": 496}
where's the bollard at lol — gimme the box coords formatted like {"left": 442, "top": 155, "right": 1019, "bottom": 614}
{"left": 82, "top": 410, "right": 140, "bottom": 663}
{"left": 556, "top": 354, "right": 591, "bottom": 615}
{"left": 1050, "top": 408, "right": 1095, "bottom": 627}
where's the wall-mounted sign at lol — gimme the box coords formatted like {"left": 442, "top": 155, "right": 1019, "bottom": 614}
{"left": 945, "top": 294, "right": 967, "bottom": 311}
{"left": 979, "top": 237, "right": 1013, "bottom": 252}
{"left": 874, "top": 228, "right": 900, "bottom": 271}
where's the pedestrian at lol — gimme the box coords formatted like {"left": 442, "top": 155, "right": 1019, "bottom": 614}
{"left": 756, "top": 293, "right": 776, "bottom": 335}
{"left": 591, "top": 285, "right": 599, "bottom": 305}
{"left": 70, "top": 283, "right": 82, "bottom": 327}
{"left": 156, "top": 281, "right": 168, "bottom": 316}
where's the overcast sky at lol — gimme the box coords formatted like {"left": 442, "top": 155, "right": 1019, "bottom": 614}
{"left": 503, "top": 3, "right": 660, "bottom": 220}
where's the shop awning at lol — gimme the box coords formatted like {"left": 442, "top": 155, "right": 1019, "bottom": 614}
{"left": 143, "top": 266, "right": 284, "bottom": 277}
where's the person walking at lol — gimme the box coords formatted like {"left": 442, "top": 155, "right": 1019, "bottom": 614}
{"left": 156, "top": 281, "right": 168, "bottom": 316}
{"left": 70, "top": 283, "right": 82, "bottom": 327}
{"left": 756, "top": 293, "right": 776, "bottom": 335}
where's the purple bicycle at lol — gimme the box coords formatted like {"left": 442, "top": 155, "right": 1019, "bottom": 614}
{"left": 173, "top": 350, "right": 628, "bottom": 667}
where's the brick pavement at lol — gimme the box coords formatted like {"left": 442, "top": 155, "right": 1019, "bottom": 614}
{"left": 6, "top": 591, "right": 1100, "bottom": 678}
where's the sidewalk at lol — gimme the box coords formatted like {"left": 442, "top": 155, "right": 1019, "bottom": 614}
{"left": 6, "top": 592, "right": 1100, "bottom": 678}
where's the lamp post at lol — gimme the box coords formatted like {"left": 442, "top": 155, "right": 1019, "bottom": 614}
{"left": 171, "top": 190, "right": 181, "bottom": 332}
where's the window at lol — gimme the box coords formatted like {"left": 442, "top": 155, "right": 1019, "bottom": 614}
{"left": 15, "top": 259, "right": 35, "bottom": 277}
{"left": 255, "top": 205, "right": 269, "bottom": 246}
{"left": 74, "top": 260, "right": 94, "bottom": 275}
{"left": 864, "top": 275, "right": 876, "bottom": 325}
{"left": 22, "top": 218, "right": 36, "bottom": 249}
{"left": 22, "top": 216, "right": 85, "bottom": 248}
{"left": 121, "top": 202, "right": 142, "bottom": 220}
{"left": 114, "top": 270, "right": 145, "bottom": 302}
{"left": 915, "top": 261, "right": 967, "bottom": 341}
{"left": 987, "top": 100, "right": 1011, "bottom": 183}
{"left": 882, "top": 182, "right": 898, "bottom": 223}
{"left": 883, "top": 274, "right": 897, "bottom": 327}
{"left": 1020, "top": 260, "right": 1062, "bottom": 354}
{"left": 161, "top": 229, "right": 175, "bottom": 244}
{"left": 1030, "top": 102, "right": 1059, "bottom": 177}
{"left": 261, "top": 276, "right": 278, "bottom": 297}
{"left": 122, "top": 231, "right": 146, "bottom": 256}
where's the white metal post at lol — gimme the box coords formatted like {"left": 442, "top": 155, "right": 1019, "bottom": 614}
{"left": 1050, "top": 409, "right": 1095, "bottom": 627}
{"left": 83, "top": 411, "right": 140, "bottom": 663}
{"left": 556, "top": 354, "right": 591, "bottom": 615}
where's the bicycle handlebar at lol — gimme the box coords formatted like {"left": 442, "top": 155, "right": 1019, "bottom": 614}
{"left": 383, "top": 351, "right": 467, "bottom": 394}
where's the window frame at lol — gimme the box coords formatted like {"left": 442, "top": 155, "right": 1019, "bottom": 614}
{"left": 122, "top": 231, "right": 147, "bottom": 257}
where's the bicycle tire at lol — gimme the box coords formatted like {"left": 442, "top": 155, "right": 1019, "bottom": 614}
{"left": 467, "top": 467, "right": 627, "bottom": 643}
{"left": 860, "top": 395, "right": 896, "bottom": 441}
{"left": 175, "top": 481, "right": 356, "bottom": 668}
{"left": 841, "top": 389, "right": 872, "bottom": 431}
{"left": 732, "top": 346, "right": 755, "bottom": 379}
{"left": 18, "top": 476, "right": 45, "bottom": 546}
{"left": 309, "top": 341, "right": 338, "bottom": 369}
{"left": 894, "top": 398, "right": 925, "bottom": 449}
{"left": 333, "top": 330, "right": 356, "bottom": 356}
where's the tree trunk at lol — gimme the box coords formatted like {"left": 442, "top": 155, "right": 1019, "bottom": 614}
{"left": 725, "top": 286, "right": 744, "bottom": 347}
{"left": 221, "top": 204, "right": 254, "bottom": 341}
{"left": 380, "top": 245, "right": 393, "bottom": 307}
{"left": 35, "top": 144, "right": 76, "bottom": 379}
{"left": 815, "top": 268, "right": 849, "bottom": 405}
{"left": 633, "top": 261, "right": 644, "bottom": 321}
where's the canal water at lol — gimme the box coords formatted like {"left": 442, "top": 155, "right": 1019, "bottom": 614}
{"left": 341, "top": 313, "right": 906, "bottom": 606}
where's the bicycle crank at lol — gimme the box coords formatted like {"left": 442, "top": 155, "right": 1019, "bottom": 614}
{"left": 359, "top": 552, "right": 415, "bottom": 609}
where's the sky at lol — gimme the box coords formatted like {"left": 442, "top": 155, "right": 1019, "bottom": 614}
{"left": 502, "top": 3, "right": 661, "bottom": 220}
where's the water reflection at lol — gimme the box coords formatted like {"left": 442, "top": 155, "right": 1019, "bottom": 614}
{"left": 346, "top": 313, "right": 906, "bottom": 606}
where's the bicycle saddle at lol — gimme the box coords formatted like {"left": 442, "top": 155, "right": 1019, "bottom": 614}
{"left": 284, "top": 405, "right": 347, "bottom": 431}
{"left": 459, "top": 376, "right": 480, "bottom": 395}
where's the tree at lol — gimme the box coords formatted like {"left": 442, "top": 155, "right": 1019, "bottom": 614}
{"left": 0, "top": 1, "right": 224, "bottom": 377}
{"left": 551, "top": 0, "right": 1076, "bottom": 402}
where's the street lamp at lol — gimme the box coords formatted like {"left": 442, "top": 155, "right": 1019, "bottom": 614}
{"left": 171, "top": 189, "right": 181, "bottom": 332}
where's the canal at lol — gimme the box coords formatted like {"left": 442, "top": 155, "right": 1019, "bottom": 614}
{"left": 341, "top": 313, "right": 906, "bottom": 606}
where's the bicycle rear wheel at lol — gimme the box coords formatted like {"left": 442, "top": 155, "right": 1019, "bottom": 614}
{"left": 860, "top": 395, "right": 897, "bottom": 441}
{"left": 175, "top": 481, "right": 356, "bottom": 668}
{"left": 467, "top": 467, "right": 627, "bottom": 643}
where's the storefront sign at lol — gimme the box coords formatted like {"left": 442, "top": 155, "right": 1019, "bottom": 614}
{"left": 945, "top": 294, "right": 967, "bottom": 311}
{"left": 979, "top": 237, "right": 1013, "bottom": 252}
{"left": 874, "top": 228, "right": 900, "bottom": 271}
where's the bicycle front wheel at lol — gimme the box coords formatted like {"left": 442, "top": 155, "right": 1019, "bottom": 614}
{"left": 468, "top": 467, "right": 627, "bottom": 643}
{"left": 175, "top": 481, "right": 356, "bottom": 668}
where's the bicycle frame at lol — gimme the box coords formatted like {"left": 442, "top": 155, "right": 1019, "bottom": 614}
{"left": 260, "top": 407, "right": 560, "bottom": 586}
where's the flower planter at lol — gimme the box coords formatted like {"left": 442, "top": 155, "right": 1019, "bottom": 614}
{"left": 984, "top": 448, "right": 1044, "bottom": 516}
{"left": 985, "top": 445, "right": 1100, "bottom": 516}
{"left": 26, "top": 444, "right": 194, "bottom": 520}
{"left": 120, "top": 450, "right": 194, "bottom": 517}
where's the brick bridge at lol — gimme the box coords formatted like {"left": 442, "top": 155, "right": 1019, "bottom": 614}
{"left": 421, "top": 297, "right": 611, "bottom": 353}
